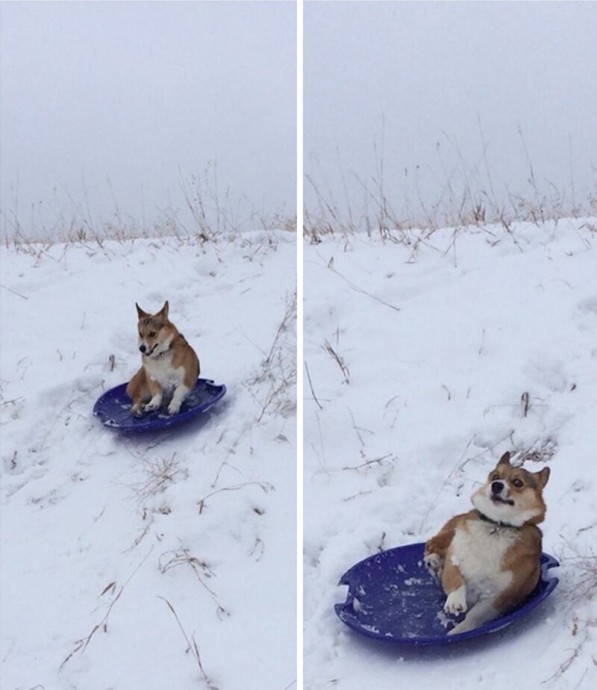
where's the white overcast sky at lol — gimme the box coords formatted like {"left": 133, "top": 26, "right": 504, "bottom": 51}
{"left": 0, "top": 1, "right": 296, "bottom": 236}
{"left": 305, "top": 0, "right": 597, "bottom": 224}
{"left": 2, "top": 1, "right": 596, "bottom": 236}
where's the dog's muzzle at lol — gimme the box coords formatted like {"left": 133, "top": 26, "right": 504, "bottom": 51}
{"left": 139, "top": 342, "right": 158, "bottom": 356}
{"left": 490, "top": 481, "right": 514, "bottom": 506}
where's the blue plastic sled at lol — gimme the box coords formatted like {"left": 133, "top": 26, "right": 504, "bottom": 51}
{"left": 335, "top": 542, "right": 559, "bottom": 646}
{"left": 93, "top": 378, "right": 226, "bottom": 432}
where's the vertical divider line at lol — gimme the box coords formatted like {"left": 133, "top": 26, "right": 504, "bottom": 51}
{"left": 296, "top": 0, "right": 304, "bottom": 688}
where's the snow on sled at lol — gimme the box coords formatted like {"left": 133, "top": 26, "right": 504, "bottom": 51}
{"left": 93, "top": 378, "right": 226, "bottom": 432}
{"left": 335, "top": 542, "right": 559, "bottom": 646}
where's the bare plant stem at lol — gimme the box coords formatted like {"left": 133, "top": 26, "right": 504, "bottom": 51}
{"left": 304, "top": 361, "right": 324, "bottom": 410}
{"left": 159, "top": 597, "right": 219, "bottom": 689}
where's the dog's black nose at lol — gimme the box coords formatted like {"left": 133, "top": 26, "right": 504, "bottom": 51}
{"left": 139, "top": 344, "right": 146, "bottom": 353}
{"left": 491, "top": 481, "right": 504, "bottom": 495}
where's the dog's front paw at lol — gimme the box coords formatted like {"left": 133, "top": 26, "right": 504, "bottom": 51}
{"left": 167, "top": 400, "right": 181, "bottom": 415}
{"left": 132, "top": 403, "right": 145, "bottom": 416}
{"left": 444, "top": 587, "right": 468, "bottom": 615}
{"left": 424, "top": 552, "right": 443, "bottom": 581}
{"left": 145, "top": 398, "right": 161, "bottom": 413}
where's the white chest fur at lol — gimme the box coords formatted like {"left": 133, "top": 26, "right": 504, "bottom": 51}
{"left": 450, "top": 520, "right": 516, "bottom": 603}
{"left": 143, "top": 352, "right": 184, "bottom": 391}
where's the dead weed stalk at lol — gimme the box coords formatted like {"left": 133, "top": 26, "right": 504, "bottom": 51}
{"left": 197, "top": 481, "right": 274, "bottom": 515}
{"left": 59, "top": 549, "right": 152, "bottom": 672}
{"left": 159, "top": 549, "right": 229, "bottom": 619}
{"left": 250, "top": 292, "right": 297, "bottom": 422}
{"left": 159, "top": 597, "right": 219, "bottom": 689}
{"left": 131, "top": 453, "right": 186, "bottom": 504}
{"left": 323, "top": 339, "right": 350, "bottom": 384}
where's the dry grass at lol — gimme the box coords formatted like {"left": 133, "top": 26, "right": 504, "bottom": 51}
{"left": 542, "top": 541, "right": 597, "bottom": 685}
{"left": 197, "top": 481, "right": 274, "bottom": 515}
{"left": 513, "top": 438, "right": 558, "bottom": 466}
{"left": 130, "top": 453, "right": 186, "bottom": 505}
{"left": 159, "top": 548, "right": 229, "bottom": 620}
{"left": 2, "top": 167, "right": 295, "bottom": 250}
{"left": 249, "top": 291, "right": 297, "bottom": 422}
{"left": 59, "top": 549, "right": 152, "bottom": 672}
{"left": 59, "top": 583, "right": 124, "bottom": 671}
{"left": 160, "top": 597, "right": 220, "bottom": 689}
{"left": 323, "top": 338, "right": 350, "bottom": 385}
{"left": 304, "top": 140, "right": 597, "bottom": 242}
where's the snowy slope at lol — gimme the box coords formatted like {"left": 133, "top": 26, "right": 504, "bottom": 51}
{"left": 304, "top": 219, "right": 597, "bottom": 689}
{"left": 0, "top": 232, "right": 296, "bottom": 689}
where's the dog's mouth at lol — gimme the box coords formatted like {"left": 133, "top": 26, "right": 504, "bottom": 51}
{"left": 491, "top": 494, "right": 515, "bottom": 507}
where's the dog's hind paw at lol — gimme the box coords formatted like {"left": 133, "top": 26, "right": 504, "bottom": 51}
{"left": 444, "top": 586, "right": 468, "bottom": 615}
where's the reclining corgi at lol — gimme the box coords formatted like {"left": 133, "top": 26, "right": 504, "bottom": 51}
{"left": 424, "top": 452, "right": 550, "bottom": 635}
{"left": 126, "top": 301, "right": 200, "bottom": 416}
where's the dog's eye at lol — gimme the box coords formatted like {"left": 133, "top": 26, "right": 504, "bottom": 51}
{"left": 491, "top": 472, "right": 500, "bottom": 481}
{"left": 512, "top": 478, "right": 524, "bottom": 488}
{"left": 148, "top": 331, "right": 156, "bottom": 337}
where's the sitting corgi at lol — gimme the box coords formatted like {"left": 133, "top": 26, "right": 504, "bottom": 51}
{"left": 424, "top": 452, "right": 550, "bottom": 635}
{"left": 126, "top": 301, "right": 200, "bottom": 416}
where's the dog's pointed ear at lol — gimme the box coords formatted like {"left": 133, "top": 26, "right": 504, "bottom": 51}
{"left": 497, "top": 451, "right": 511, "bottom": 468}
{"left": 136, "top": 303, "right": 150, "bottom": 319}
{"left": 536, "top": 466, "right": 550, "bottom": 489}
{"left": 159, "top": 300, "right": 169, "bottom": 319}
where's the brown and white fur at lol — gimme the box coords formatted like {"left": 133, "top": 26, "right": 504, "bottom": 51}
{"left": 126, "top": 301, "right": 200, "bottom": 416}
{"left": 424, "top": 452, "right": 550, "bottom": 635}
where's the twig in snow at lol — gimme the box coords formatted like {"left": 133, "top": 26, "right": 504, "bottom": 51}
{"left": 323, "top": 339, "right": 350, "bottom": 384}
{"left": 249, "top": 537, "right": 265, "bottom": 561}
{"left": 304, "top": 361, "right": 323, "bottom": 409}
{"left": 478, "top": 328, "right": 486, "bottom": 355}
{"left": 249, "top": 291, "right": 297, "bottom": 422}
{"left": 159, "top": 597, "right": 219, "bottom": 689}
{"left": 348, "top": 407, "right": 366, "bottom": 447}
{"left": 159, "top": 549, "right": 229, "bottom": 619}
{"left": 521, "top": 391, "right": 530, "bottom": 417}
{"left": 514, "top": 438, "right": 557, "bottom": 465}
{"left": 342, "top": 454, "right": 397, "bottom": 472}
{"left": 442, "top": 227, "right": 460, "bottom": 268}
{"left": 131, "top": 453, "right": 184, "bottom": 504}
{"left": 59, "top": 548, "right": 152, "bottom": 671}
{"left": 59, "top": 586, "right": 124, "bottom": 671}
{"left": 328, "top": 265, "right": 400, "bottom": 312}
{"left": 197, "top": 481, "right": 274, "bottom": 515}
{"left": 418, "top": 434, "right": 477, "bottom": 534}
{"left": 0, "top": 282, "right": 29, "bottom": 300}
{"left": 541, "top": 618, "right": 594, "bottom": 685}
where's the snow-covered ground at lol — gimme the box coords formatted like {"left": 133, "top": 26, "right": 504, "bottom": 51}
{"left": 304, "top": 219, "right": 597, "bottom": 689}
{"left": 0, "top": 231, "right": 296, "bottom": 689}
{"left": 3, "top": 218, "right": 597, "bottom": 689}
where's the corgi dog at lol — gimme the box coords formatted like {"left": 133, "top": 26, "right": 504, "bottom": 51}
{"left": 424, "top": 452, "right": 550, "bottom": 635}
{"left": 126, "top": 301, "right": 200, "bottom": 416}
